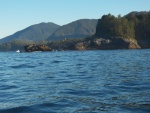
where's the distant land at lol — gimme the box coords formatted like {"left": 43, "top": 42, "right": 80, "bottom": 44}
{"left": 0, "top": 19, "right": 98, "bottom": 43}
{"left": 0, "top": 22, "right": 60, "bottom": 43}
{"left": 0, "top": 11, "right": 150, "bottom": 51}
{"left": 47, "top": 19, "right": 98, "bottom": 41}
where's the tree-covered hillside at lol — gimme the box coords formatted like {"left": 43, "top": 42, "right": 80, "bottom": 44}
{"left": 0, "top": 40, "right": 33, "bottom": 51}
{"left": 0, "top": 22, "right": 60, "bottom": 43}
{"left": 96, "top": 11, "right": 150, "bottom": 40}
{"left": 47, "top": 19, "right": 98, "bottom": 41}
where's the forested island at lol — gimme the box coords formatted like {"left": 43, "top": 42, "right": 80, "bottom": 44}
{"left": 0, "top": 11, "right": 150, "bottom": 52}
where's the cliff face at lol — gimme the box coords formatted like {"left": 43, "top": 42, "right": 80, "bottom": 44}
{"left": 124, "top": 39, "right": 141, "bottom": 49}
{"left": 60, "top": 36, "right": 140, "bottom": 51}
{"left": 73, "top": 37, "right": 140, "bottom": 50}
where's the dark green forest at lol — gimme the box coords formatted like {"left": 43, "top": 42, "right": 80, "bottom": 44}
{"left": 96, "top": 11, "right": 150, "bottom": 40}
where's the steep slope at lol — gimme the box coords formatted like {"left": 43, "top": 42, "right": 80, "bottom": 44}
{"left": 0, "top": 22, "right": 60, "bottom": 43}
{"left": 47, "top": 19, "right": 98, "bottom": 41}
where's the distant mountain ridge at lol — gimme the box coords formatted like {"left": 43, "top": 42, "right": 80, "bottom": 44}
{"left": 47, "top": 19, "right": 98, "bottom": 41}
{"left": 0, "top": 19, "right": 98, "bottom": 43}
{"left": 0, "top": 22, "right": 60, "bottom": 43}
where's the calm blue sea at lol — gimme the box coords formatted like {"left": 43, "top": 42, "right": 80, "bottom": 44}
{"left": 0, "top": 50, "right": 150, "bottom": 113}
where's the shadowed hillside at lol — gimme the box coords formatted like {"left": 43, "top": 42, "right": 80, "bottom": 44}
{"left": 47, "top": 19, "right": 98, "bottom": 41}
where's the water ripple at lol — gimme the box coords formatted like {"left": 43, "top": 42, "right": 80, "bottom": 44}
{"left": 0, "top": 50, "right": 150, "bottom": 113}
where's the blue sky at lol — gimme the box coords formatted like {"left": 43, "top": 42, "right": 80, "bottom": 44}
{"left": 0, "top": 0, "right": 150, "bottom": 39}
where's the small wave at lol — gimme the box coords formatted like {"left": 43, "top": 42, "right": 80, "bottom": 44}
{"left": 10, "top": 64, "right": 36, "bottom": 69}
{"left": 0, "top": 106, "right": 32, "bottom": 113}
{"left": 51, "top": 60, "right": 64, "bottom": 63}
{"left": 0, "top": 85, "right": 18, "bottom": 90}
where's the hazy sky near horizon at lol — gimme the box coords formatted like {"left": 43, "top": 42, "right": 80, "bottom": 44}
{"left": 0, "top": 0, "right": 150, "bottom": 39}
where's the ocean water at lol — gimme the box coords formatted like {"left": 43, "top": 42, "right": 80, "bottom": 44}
{"left": 0, "top": 50, "right": 150, "bottom": 113}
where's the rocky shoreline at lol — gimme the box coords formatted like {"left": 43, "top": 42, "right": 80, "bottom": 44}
{"left": 23, "top": 37, "right": 148, "bottom": 52}
{"left": 24, "top": 44, "right": 52, "bottom": 52}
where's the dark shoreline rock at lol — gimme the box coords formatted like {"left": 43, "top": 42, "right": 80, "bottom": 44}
{"left": 23, "top": 37, "right": 143, "bottom": 52}
{"left": 64, "top": 37, "right": 141, "bottom": 50}
{"left": 24, "top": 44, "right": 52, "bottom": 52}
